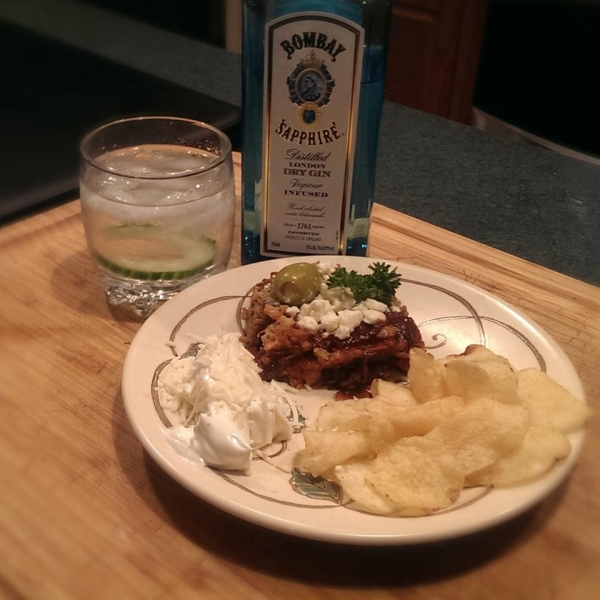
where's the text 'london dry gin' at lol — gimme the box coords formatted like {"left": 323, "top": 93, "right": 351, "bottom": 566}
{"left": 241, "top": 0, "right": 391, "bottom": 263}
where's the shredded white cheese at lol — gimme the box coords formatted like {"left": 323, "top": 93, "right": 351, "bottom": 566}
{"left": 157, "top": 332, "right": 298, "bottom": 472}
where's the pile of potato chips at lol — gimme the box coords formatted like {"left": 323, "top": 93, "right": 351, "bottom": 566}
{"left": 295, "top": 345, "right": 591, "bottom": 516}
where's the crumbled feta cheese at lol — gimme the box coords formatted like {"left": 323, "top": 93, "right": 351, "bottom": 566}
{"left": 336, "top": 310, "right": 364, "bottom": 339}
{"left": 360, "top": 308, "right": 387, "bottom": 325}
{"left": 317, "top": 262, "right": 335, "bottom": 276}
{"left": 361, "top": 298, "right": 389, "bottom": 313}
{"left": 300, "top": 298, "right": 333, "bottom": 321}
{"left": 320, "top": 311, "right": 340, "bottom": 333}
{"left": 298, "top": 315, "right": 319, "bottom": 330}
{"left": 289, "top": 264, "right": 399, "bottom": 339}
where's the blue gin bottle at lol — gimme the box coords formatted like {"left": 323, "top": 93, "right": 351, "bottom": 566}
{"left": 242, "top": 0, "right": 391, "bottom": 263}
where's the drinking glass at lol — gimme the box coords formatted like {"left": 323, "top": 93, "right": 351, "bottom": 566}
{"left": 80, "top": 116, "right": 235, "bottom": 317}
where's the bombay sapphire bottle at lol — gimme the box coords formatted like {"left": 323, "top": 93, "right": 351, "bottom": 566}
{"left": 241, "top": 0, "right": 391, "bottom": 264}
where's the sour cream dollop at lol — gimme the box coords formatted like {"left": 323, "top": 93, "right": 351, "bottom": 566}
{"left": 157, "top": 332, "right": 296, "bottom": 473}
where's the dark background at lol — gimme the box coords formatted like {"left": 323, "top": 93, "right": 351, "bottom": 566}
{"left": 78, "top": 0, "right": 598, "bottom": 158}
{"left": 474, "top": 0, "right": 598, "bottom": 158}
{"left": 80, "top": 0, "right": 227, "bottom": 47}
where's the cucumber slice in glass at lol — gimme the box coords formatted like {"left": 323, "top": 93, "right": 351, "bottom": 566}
{"left": 94, "top": 224, "right": 215, "bottom": 280}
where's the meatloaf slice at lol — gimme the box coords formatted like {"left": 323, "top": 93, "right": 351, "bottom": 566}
{"left": 241, "top": 277, "right": 424, "bottom": 391}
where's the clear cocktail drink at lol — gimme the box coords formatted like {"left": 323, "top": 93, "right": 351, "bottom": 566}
{"left": 80, "top": 118, "right": 234, "bottom": 316}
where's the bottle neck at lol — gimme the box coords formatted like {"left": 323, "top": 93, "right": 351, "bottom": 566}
{"left": 274, "top": 0, "right": 362, "bottom": 23}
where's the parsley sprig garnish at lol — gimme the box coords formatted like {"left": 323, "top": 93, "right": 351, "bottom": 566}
{"left": 326, "top": 262, "right": 402, "bottom": 305}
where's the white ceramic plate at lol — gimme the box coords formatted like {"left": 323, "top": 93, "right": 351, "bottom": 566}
{"left": 122, "top": 256, "right": 586, "bottom": 545}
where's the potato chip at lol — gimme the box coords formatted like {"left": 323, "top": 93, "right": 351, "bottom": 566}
{"left": 475, "top": 357, "right": 520, "bottom": 404}
{"left": 467, "top": 426, "right": 571, "bottom": 487}
{"left": 364, "top": 398, "right": 397, "bottom": 452}
{"left": 440, "top": 344, "right": 497, "bottom": 363}
{"left": 366, "top": 383, "right": 420, "bottom": 451}
{"left": 294, "top": 344, "right": 587, "bottom": 517}
{"left": 365, "top": 437, "right": 464, "bottom": 515}
{"left": 391, "top": 395, "right": 466, "bottom": 435}
{"left": 408, "top": 348, "right": 446, "bottom": 402}
{"left": 296, "top": 430, "right": 374, "bottom": 477}
{"left": 334, "top": 460, "right": 397, "bottom": 515}
{"left": 460, "top": 348, "right": 520, "bottom": 400}
{"left": 460, "top": 344, "right": 498, "bottom": 361}
{"left": 371, "top": 379, "right": 419, "bottom": 410}
{"left": 370, "top": 378, "right": 397, "bottom": 396}
{"left": 426, "top": 398, "right": 530, "bottom": 475}
{"left": 366, "top": 395, "right": 465, "bottom": 452}
{"left": 444, "top": 360, "right": 494, "bottom": 403}
{"left": 517, "top": 368, "right": 591, "bottom": 433}
{"left": 316, "top": 398, "right": 370, "bottom": 432}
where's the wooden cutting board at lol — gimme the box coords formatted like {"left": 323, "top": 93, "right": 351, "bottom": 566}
{"left": 0, "top": 153, "right": 598, "bottom": 600}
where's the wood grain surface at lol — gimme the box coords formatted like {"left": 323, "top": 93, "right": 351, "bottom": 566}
{"left": 1, "top": 154, "right": 598, "bottom": 600}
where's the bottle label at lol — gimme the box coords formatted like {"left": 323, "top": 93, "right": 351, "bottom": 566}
{"left": 261, "top": 12, "right": 364, "bottom": 256}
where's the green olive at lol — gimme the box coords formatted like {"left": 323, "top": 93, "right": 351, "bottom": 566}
{"left": 271, "top": 262, "right": 322, "bottom": 306}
